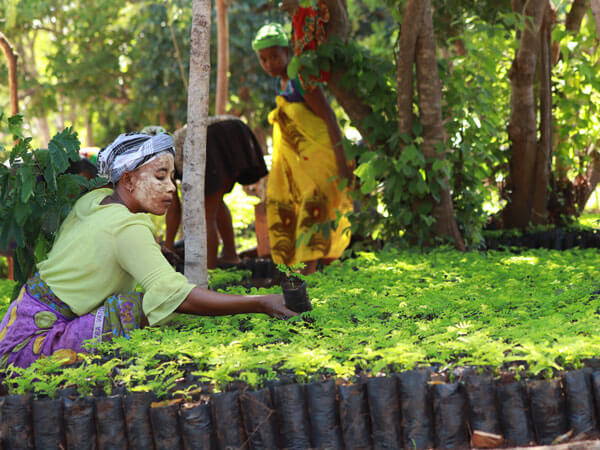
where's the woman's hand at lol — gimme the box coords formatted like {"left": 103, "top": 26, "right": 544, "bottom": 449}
{"left": 258, "top": 294, "right": 298, "bottom": 320}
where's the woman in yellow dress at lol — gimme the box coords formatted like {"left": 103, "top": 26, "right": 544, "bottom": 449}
{"left": 252, "top": 23, "right": 353, "bottom": 274}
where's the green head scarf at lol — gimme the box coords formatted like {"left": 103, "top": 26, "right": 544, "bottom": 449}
{"left": 252, "top": 23, "right": 289, "bottom": 51}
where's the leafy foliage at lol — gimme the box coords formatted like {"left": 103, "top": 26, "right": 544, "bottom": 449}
{"left": 0, "top": 114, "right": 106, "bottom": 290}
{"left": 3, "top": 247, "right": 598, "bottom": 396}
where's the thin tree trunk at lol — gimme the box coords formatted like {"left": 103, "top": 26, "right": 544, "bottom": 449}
{"left": 397, "top": 0, "right": 425, "bottom": 137}
{"left": 215, "top": 0, "right": 229, "bottom": 115}
{"left": 566, "top": 0, "right": 589, "bottom": 32}
{"left": 577, "top": 150, "right": 600, "bottom": 213}
{"left": 0, "top": 32, "right": 17, "bottom": 281}
{"left": 503, "top": 0, "right": 549, "bottom": 228}
{"left": 531, "top": 6, "right": 553, "bottom": 224}
{"left": 183, "top": 0, "right": 211, "bottom": 286}
{"left": 415, "top": 0, "right": 465, "bottom": 250}
{"left": 86, "top": 110, "right": 94, "bottom": 147}
{"left": 167, "top": 6, "right": 188, "bottom": 92}
{"left": 592, "top": 0, "right": 600, "bottom": 36}
{"left": 0, "top": 32, "right": 18, "bottom": 116}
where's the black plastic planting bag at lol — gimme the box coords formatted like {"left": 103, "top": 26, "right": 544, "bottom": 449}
{"left": 150, "top": 401, "right": 182, "bottom": 450}
{"left": 33, "top": 397, "right": 65, "bottom": 449}
{"left": 432, "top": 383, "right": 469, "bottom": 449}
{"left": 179, "top": 401, "right": 215, "bottom": 450}
{"left": 563, "top": 369, "right": 596, "bottom": 437}
{"left": 272, "top": 383, "right": 312, "bottom": 449}
{"left": 338, "top": 383, "right": 372, "bottom": 449}
{"left": 240, "top": 388, "right": 279, "bottom": 449}
{"left": 306, "top": 380, "right": 344, "bottom": 449}
{"left": 63, "top": 396, "right": 96, "bottom": 450}
{"left": 528, "top": 379, "right": 568, "bottom": 445}
{"left": 496, "top": 381, "right": 534, "bottom": 446}
{"left": 3, "top": 394, "right": 34, "bottom": 450}
{"left": 366, "top": 376, "right": 402, "bottom": 449}
{"left": 0, "top": 396, "right": 4, "bottom": 449}
{"left": 211, "top": 390, "right": 247, "bottom": 449}
{"left": 95, "top": 395, "right": 127, "bottom": 450}
{"left": 124, "top": 391, "right": 156, "bottom": 450}
{"left": 396, "top": 370, "right": 434, "bottom": 449}
{"left": 463, "top": 374, "right": 501, "bottom": 435}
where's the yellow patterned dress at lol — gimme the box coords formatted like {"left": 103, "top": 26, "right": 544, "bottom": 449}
{"left": 266, "top": 80, "right": 352, "bottom": 266}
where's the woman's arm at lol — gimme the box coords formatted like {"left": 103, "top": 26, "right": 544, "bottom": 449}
{"left": 177, "top": 287, "right": 296, "bottom": 320}
{"left": 302, "top": 86, "right": 353, "bottom": 182}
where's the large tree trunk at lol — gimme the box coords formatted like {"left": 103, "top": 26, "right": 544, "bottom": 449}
{"left": 414, "top": 0, "right": 465, "bottom": 250}
{"left": 215, "top": 0, "right": 230, "bottom": 115}
{"left": 502, "top": 0, "right": 550, "bottom": 228}
{"left": 0, "top": 32, "right": 18, "bottom": 116}
{"left": 183, "top": 0, "right": 211, "bottom": 286}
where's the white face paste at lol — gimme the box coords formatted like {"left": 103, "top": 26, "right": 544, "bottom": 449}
{"left": 130, "top": 153, "right": 176, "bottom": 215}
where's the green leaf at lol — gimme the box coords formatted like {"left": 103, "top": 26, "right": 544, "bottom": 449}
{"left": 13, "top": 202, "right": 29, "bottom": 226}
{"left": 34, "top": 234, "right": 51, "bottom": 263}
{"left": 19, "top": 166, "right": 34, "bottom": 203}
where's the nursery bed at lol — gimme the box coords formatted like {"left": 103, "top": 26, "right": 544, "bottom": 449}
{"left": 0, "top": 248, "right": 599, "bottom": 448}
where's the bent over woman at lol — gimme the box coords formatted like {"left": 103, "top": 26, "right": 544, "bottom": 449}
{"left": 0, "top": 133, "right": 294, "bottom": 369}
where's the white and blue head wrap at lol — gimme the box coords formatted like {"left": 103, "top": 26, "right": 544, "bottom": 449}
{"left": 97, "top": 133, "right": 175, "bottom": 183}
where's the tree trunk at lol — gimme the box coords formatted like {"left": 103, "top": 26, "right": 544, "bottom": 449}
{"left": 215, "top": 0, "right": 230, "bottom": 115}
{"left": 414, "top": 0, "right": 465, "bottom": 250}
{"left": 592, "top": 0, "right": 600, "bottom": 37}
{"left": 0, "top": 32, "right": 19, "bottom": 116}
{"left": 531, "top": 6, "right": 553, "bottom": 224}
{"left": 502, "top": 0, "right": 549, "bottom": 228}
{"left": 86, "top": 110, "right": 94, "bottom": 147}
{"left": 322, "top": 0, "right": 370, "bottom": 129}
{"left": 183, "top": 0, "right": 211, "bottom": 286}
{"left": 0, "top": 32, "right": 17, "bottom": 281}
{"left": 566, "top": 0, "right": 589, "bottom": 32}
{"left": 397, "top": 0, "right": 425, "bottom": 137}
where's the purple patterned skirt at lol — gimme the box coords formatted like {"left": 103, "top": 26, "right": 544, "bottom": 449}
{"left": 0, "top": 274, "right": 145, "bottom": 369}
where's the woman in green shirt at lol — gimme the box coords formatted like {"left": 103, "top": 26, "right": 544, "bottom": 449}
{"left": 0, "top": 132, "right": 294, "bottom": 369}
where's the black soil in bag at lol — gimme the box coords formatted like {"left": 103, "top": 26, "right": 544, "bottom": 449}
{"left": 3, "top": 394, "right": 34, "bottom": 450}
{"left": 63, "top": 396, "right": 96, "bottom": 450}
{"left": 396, "top": 370, "right": 434, "bottom": 449}
{"left": 124, "top": 391, "right": 156, "bottom": 450}
{"left": 563, "top": 369, "right": 597, "bottom": 438}
{"left": 306, "top": 380, "right": 344, "bottom": 449}
{"left": 282, "top": 278, "right": 312, "bottom": 313}
{"left": 432, "top": 382, "right": 469, "bottom": 449}
{"left": 150, "top": 401, "right": 183, "bottom": 450}
{"left": 496, "top": 381, "right": 534, "bottom": 447}
{"left": 338, "top": 383, "right": 372, "bottom": 450}
{"left": 366, "top": 376, "right": 402, "bottom": 449}
{"left": 32, "top": 397, "right": 65, "bottom": 449}
{"left": 240, "top": 388, "right": 279, "bottom": 449}
{"left": 463, "top": 373, "right": 501, "bottom": 435}
{"left": 272, "top": 382, "right": 312, "bottom": 449}
{"left": 528, "top": 379, "right": 568, "bottom": 445}
{"left": 95, "top": 395, "right": 127, "bottom": 450}
{"left": 211, "top": 390, "right": 247, "bottom": 449}
{"left": 179, "top": 401, "right": 215, "bottom": 450}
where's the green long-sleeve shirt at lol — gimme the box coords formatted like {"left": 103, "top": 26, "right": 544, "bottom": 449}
{"left": 38, "top": 188, "right": 194, "bottom": 325}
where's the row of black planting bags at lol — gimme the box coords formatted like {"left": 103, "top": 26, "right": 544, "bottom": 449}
{"left": 0, "top": 367, "right": 599, "bottom": 449}
{"left": 484, "top": 228, "right": 600, "bottom": 250}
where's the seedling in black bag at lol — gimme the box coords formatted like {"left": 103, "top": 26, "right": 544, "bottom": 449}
{"left": 277, "top": 263, "right": 312, "bottom": 313}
